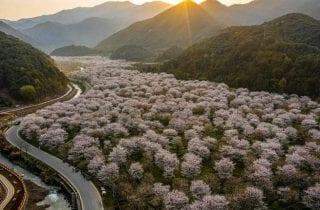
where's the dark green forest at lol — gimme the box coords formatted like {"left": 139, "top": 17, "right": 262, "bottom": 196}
{"left": 50, "top": 45, "right": 98, "bottom": 57}
{"left": 0, "top": 32, "right": 68, "bottom": 105}
{"left": 110, "top": 45, "right": 154, "bottom": 61}
{"left": 146, "top": 13, "right": 320, "bottom": 99}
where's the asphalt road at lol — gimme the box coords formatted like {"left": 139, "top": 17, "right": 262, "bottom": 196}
{"left": 5, "top": 126, "right": 104, "bottom": 210}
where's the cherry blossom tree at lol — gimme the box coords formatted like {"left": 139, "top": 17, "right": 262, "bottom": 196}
{"left": 164, "top": 190, "right": 189, "bottom": 209}
{"left": 215, "top": 158, "right": 235, "bottom": 180}
{"left": 154, "top": 149, "right": 179, "bottom": 177}
{"left": 153, "top": 182, "right": 170, "bottom": 197}
{"left": 190, "top": 180, "right": 211, "bottom": 199}
{"left": 303, "top": 184, "right": 320, "bottom": 210}
{"left": 233, "top": 186, "right": 266, "bottom": 209}
{"left": 181, "top": 153, "right": 202, "bottom": 178}
{"left": 39, "top": 125, "right": 67, "bottom": 148}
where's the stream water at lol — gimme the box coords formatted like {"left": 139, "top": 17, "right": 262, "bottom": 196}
{"left": 0, "top": 154, "right": 71, "bottom": 209}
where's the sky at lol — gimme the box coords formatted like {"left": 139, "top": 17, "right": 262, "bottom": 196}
{"left": 0, "top": 0, "right": 253, "bottom": 20}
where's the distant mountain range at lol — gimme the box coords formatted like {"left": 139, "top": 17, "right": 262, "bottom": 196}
{"left": 0, "top": 21, "right": 39, "bottom": 47}
{"left": 95, "top": 0, "right": 223, "bottom": 54}
{"left": 220, "top": 0, "right": 320, "bottom": 25}
{"left": 2, "top": 1, "right": 171, "bottom": 52}
{"left": 154, "top": 13, "right": 320, "bottom": 98}
{"left": 22, "top": 17, "right": 124, "bottom": 52}
{"left": 5, "top": 1, "right": 171, "bottom": 30}
{"left": 1, "top": 0, "right": 319, "bottom": 54}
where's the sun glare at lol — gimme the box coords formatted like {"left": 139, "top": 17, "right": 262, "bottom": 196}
{"left": 143, "top": 0, "right": 205, "bottom": 5}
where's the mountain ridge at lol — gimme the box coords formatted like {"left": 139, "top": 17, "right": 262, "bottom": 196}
{"left": 151, "top": 13, "right": 320, "bottom": 98}
{"left": 7, "top": 1, "right": 171, "bottom": 30}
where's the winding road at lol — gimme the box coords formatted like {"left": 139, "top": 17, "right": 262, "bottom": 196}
{"left": 0, "top": 174, "right": 15, "bottom": 209}
{"left": 5, "top": 126, "right": 104, "bottom": 210}
{"left": 2, "top": 83, "right": 104, "bottom": 210}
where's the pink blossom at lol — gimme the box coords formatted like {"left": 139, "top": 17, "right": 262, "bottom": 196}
{"left": 215, "top": 158, "right": 235, "bottom": 180}
{"left": 164, "top": 190, "right": 189, "bottom": 209}
{"left": 303, "top": 184, "right": 320, "bottom": 210}
{"left": 181, "top": 153, "right": 202, "bottom": 178}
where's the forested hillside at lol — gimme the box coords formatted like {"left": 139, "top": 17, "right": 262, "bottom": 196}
{"left": 0, "top": 32, "right": 68, "bottom": 104}
{"left": 151, "top": 13, "right": 320, "bottom": 98}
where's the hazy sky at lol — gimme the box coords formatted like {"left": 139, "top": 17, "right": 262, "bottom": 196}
{"left": 0, "top": 0, "right": 253, "bottom": 20}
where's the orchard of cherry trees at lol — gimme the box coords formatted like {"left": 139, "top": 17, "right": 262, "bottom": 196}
{"left": 20, "top": 57, "right": 320, "bottom": 209}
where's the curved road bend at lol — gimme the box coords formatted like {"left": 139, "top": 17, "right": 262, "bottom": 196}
{"left": 5, "top": 126, "right": 104, "bottom": 210}
{"left": 0, "top": 174, "right": 15, "bottom": 209}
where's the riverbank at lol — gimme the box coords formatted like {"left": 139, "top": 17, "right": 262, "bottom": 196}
{"left": 24, "top": 180, "right": 50, "bottom": 210}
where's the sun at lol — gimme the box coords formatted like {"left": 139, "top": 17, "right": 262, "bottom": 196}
{"left": 139, "top": 0, "right": 205, "bottom": 5}
{"left": 178, "top": 0, "right": 205, "bottom": 3}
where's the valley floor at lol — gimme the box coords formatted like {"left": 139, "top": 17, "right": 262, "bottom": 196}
{"left": 15, "top": 56, "right": 320, "bottom": 209}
